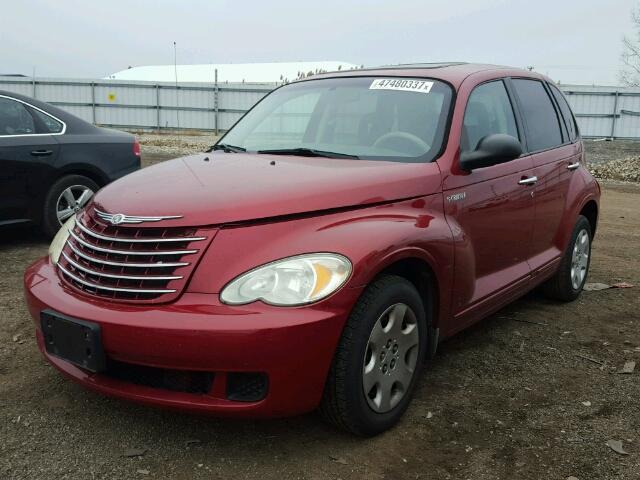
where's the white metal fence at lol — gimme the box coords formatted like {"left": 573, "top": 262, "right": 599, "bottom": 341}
{"left": 0, "top": 76, "right": 276, "bottom": 133}
{"left": 0, "top": 76, "right": 638, "bottom": 139}
{"left": 561, "top": 84, "right": 640, "bottom": 139}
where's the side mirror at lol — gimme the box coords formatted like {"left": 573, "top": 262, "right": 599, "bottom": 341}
{"left": 460, "top": 134, "right": 522, "bottom": 171}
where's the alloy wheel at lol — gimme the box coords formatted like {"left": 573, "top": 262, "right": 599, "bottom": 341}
{"left": 570, "top": 228, "right": 590, "bottom": 290}
{"left": 56, "top": 185, "right": 94, "bottom": 225}
{"left": 362, "top": 303, "right": 420, "bottom": 413}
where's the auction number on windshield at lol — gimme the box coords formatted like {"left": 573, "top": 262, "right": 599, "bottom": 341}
{"left": 369, "top": 79, "right": 434, "bottom": 93}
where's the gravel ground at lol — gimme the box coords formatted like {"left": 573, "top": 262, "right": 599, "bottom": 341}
{"left": 584, "top": 140, "right": 640, "bottom": 183}
{"left": 1, "top": 141, "right": 639, "bottom": 479}
{"left": 137, "top": 132, "right": 218, "bottom": 157}
{"left": 589, "top": 157, "right": 640, "bottom": 184}
{"left": 584, "top": 139, "right": 640, "bottom": 165}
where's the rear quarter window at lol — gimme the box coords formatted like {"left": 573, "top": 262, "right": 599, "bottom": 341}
{"left": 548, "top": 84, "right": 578, "bottom": 142}
{"left": 29, "top": 107, "right": 64, "bottom": 134}
{"left": 512, "top": 79, "right": 563, "bottom": 152}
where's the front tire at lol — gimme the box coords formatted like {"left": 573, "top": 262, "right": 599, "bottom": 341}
{"left": 319, "top": 275, "right": 428, "bottom": 436}
{"left": 542, "top": 215, "right": 592, "bottom": 302}
{"left": 42, "top": 175, "right": 98, "bottom": 238}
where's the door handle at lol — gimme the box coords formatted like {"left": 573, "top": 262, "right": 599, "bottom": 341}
{"left": 31, "top": 149, "right": 53, "bottom": 157}
{"left": 518, "top": 176, "right": 538, "bottom": 185}
{"left": 567, "top": 162, "right": 580, "bottom": 171}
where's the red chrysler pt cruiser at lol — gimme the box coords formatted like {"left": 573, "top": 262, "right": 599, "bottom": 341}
{"left": 24, "top": 63, "right": 600, "bottom": 435}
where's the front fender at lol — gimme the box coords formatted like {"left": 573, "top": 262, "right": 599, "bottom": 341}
{"left": 187, "top": 195, "right": 455, "bottom": 325}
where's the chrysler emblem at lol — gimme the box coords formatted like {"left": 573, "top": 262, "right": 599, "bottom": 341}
{"left": 110, "top": 213, "right": 126, "bottom": 225}
{"left": 95, "top": 208, "right": 183, "bottom": 225}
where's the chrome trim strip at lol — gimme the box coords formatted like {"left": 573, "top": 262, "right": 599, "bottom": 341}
{"left": 62, "top": 251, "right": 183, "bottom": 281}
{"left": 0, "top": 94, "right": 67, "bottom": 137}
{"left": 66, "top": 241, "right": 190, "bottom": 268}
{"left": 94, "top": 208, "right": 182, "bottom": 224}
{"left": 75, "top": 219, "right": 205, "bottom": 243}
{"left": 58, "top": 264, "right": 177, "bottom": 294}
{"left": 69, "top": 229, "right": 198, "bottom": 256}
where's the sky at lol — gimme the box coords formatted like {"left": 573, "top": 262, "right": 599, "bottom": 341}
{"left": 0, "top": 0, "right": 636, "bottom": 85}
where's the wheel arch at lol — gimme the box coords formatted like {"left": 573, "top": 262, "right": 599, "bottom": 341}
{"left": 54, "top": 165, "right": 109, "bottom": 188}
{"left": 378, "top": 256, "right": 438, "bottom": 319}
{"left": 579, "top": 199, "right": 598, "bottom": 237}
{"left": 29, "top": 168, "right": 106, "bottom": 226}
{"left": 366, "top": 253, "right": 442, "bottom": 358}
{"left": 557, "top": 183, "right": 600, "bottom": 254}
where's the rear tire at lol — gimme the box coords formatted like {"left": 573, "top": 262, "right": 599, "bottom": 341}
{"left": 319, "top": 275, "right": 428, "bottom": 436}
{"left": 542, "top": 215, "right": 592, "bottom": 302}
{"left": 42, "top": 175, "right": 98, "bottom": 238}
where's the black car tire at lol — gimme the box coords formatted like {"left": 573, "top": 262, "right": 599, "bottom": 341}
{"left": 319, "top": 275, "right": 428, "bottom": 436}
{"left": 542, "top": 215, "right": 592, "bottom": 302}
{"left": 42, "top": 174, "right": 99, "bottom": 238}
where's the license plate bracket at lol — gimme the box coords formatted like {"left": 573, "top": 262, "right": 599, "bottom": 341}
{"left": 40, "top": 310, "right": 106, "bottom": 373}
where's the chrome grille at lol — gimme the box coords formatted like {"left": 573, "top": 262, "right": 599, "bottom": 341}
{"left": 57, "top": 208, "right": 215, "bottom": 303}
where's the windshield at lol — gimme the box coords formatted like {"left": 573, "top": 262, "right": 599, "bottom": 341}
{"left": 219, "top": 76, "right": 453, "bottom": 162}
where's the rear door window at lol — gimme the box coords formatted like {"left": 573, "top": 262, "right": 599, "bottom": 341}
{"left": 0, "top": 97, "right": 36, "bottom": 136}
{"left": 548, "top": 84, "right": 578, "bottom": 142}
{"left": 462, "top": 80, "right": 519, "bottom": 152}
{"left": 512, "top": 79, "right": 563, "bottom": 152}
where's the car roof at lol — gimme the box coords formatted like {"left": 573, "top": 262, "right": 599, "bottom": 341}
{"left": 303, "top": 62, "right": 549, "bottom": 88}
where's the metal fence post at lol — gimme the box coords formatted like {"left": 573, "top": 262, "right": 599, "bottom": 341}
{"left": 214, "top": 69, "right": 219, "bottom": 136}
{"left": 91, "top": 82, "right": 96, "bottom": 124}
{"left": 156, "top": 85, "right": 161, "bottom": 132}
{"left": 610, "top": 91, "right": 619, "bottom": 140}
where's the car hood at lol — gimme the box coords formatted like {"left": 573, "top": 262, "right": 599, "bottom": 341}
{"left": 92, "top": 152, "right": 442, "bottom": 226}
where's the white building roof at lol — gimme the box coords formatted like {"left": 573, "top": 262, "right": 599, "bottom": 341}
{"left": 106, "top": 61, "right": 359, "bottom": 83}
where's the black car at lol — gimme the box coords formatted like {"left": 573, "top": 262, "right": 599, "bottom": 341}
{"left": 0, "top": 90, "right": 140, "bottom": 237}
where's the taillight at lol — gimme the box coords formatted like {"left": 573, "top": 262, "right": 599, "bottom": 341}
{"left": 133, "top": 139, "right": 141, "bottom": 157}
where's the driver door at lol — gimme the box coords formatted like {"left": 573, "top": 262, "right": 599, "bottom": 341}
{"left": 443, "top": 79, "right": 536, "bottom": 327}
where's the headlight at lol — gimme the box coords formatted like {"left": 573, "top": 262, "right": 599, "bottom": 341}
{"left": 220, "top": 253, "right": 352, "bottom": 306}
{"left": 48, "top": 214, "right": 76, "bottom": 265}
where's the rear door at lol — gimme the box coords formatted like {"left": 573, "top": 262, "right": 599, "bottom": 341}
{"left": 444, "top": 79, "right": 536, "bottom": 323}
{"left": 510, "top": 79, "right": 579, "bottom": 273}
{"left": 0, "top": 95, "right": 61, "bottom": 224}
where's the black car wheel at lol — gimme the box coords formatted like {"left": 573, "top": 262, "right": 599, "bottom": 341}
{"left": 42, "top": 174, "right": 98, "bottom": 237}
{"left": 319, "top": 275, "right": 428, "bottom": 436}
{"left": 542, "top": 215, "right": 592, "bottom": 302}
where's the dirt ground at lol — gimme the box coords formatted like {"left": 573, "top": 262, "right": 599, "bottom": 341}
{"left": 1, "top": 153, "right": 639, "bottom": 479}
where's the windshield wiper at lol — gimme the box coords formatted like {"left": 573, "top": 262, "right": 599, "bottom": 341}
{"left": 257, "top": 148, "right": 359, "bottom": 159}
{"left": 210, "top": 143, "right": 246, "bottom": 153}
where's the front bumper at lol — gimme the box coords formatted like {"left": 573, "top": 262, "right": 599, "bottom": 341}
{"left": 25, "top": 257, "right": 362, "bottom": 417}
